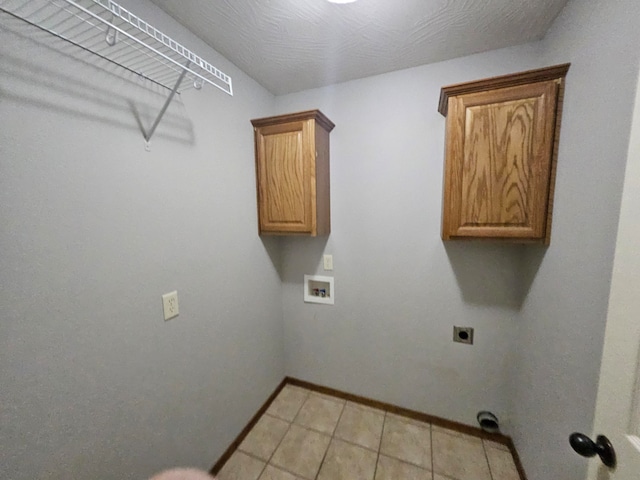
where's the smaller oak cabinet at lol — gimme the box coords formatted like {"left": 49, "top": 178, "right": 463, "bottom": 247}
{"left": 251, "top": 110, "right": 334, "bottom": 236}
{"left": 439, "top": 64, "right": 570, "bottom": 244}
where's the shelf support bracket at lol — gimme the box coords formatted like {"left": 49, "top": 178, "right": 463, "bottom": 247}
{"left": 105, "top": 14, "right": 118, "bottom": 46}
{"left": 143, "top": 62, "right": 190, "bottom": 150}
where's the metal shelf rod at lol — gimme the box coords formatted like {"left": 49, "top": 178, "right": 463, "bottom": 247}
{"left": 61, "top": 0, "right": 232, "bottom": 95}
{"left": 1, "top": 0, "right": 234, "bottom": 149}
{"left": 0, "top": 5, "right": 173, "bottom": 90}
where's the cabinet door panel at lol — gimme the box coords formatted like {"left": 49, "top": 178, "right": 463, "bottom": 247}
{"left": 447, "top": 81, "right": 558, "bottom": 239}
{"left": 256, "top": 121, "right": 311, "bottom": 233}
{"left": 462, "top": 98, "right": 536, "bottom": 226}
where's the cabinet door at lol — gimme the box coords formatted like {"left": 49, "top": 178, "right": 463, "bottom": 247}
{"left": 443, "top": 80, "right": 559, "bottom": 240}
{"left": 255, "top": 120, "right": 314, "bottom": 234}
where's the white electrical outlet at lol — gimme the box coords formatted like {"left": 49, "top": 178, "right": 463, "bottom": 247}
{"left": 323, "top": 254, "right": 333, "bottom": 271}
{"left": 162, "top": 291, "right": 179, "bottom": 321}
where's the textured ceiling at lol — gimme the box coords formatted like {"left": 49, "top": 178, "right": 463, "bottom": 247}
{"left": 150, "top": 0, "right": 569, "bottom": 95}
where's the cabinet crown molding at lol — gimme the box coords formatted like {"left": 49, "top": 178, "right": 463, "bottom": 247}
{"left": 251, "top": 109, "right": 335, "bottom": 132}
{"left": 438, "top": 63, "right": 571, "bottom": 116}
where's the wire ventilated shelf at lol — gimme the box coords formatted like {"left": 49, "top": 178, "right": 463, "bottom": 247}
{"left": 0, "top": 0, "right": 233, "bottom": 95}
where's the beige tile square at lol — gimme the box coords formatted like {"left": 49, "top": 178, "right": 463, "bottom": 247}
{"left": 218, "top": 451, "right": 265, "bottom": 480}
{"left": 259, "top": 465, "right": 302, "bottom": 480}
{"left": 431, "top": 425, "right": 483, "bottom": 443}
{"left": 485, "top": 446, "right": 520, "bottom": 480}
{"left": 387, "top": 412, "right": 431, "bottom": 429}
{"left": 375, "top": 455, "right": 431, "bottom": 480}
{"left": 483, "top": 438, "right": 511, "bottom": 451}
{"left": 380, "top": 415, "right": 431, "bottom": 468}
{"left": 346, "top": 401, "right": 385, "bottom": 415}
{"left": 293, "top": 393, "right": 345, "bottom": 434}
{"left": 271, "top": 424, "right": 331, "bottom": 479}
{"left": 317, "top": 438, "right": 377, "bottom": 480}
{"left": 239, "top": 414, "right": 291, "bottom": 461}
{"left": 334, "top": 403, "right": 384, "bottom": 450}
{"left": 432, "top": 430, "right": 491, "bottom": 480}
{"left": 309, "top": 390, "right": 347, "bottom": 404}
{"left": 267, "top": 385, "right": 310, "bottom": 421}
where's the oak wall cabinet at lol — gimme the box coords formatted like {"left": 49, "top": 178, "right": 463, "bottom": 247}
{"left": 439, "top": 64, "right": 570, "bottom": 244}
{"left": 251, "top": 110, "right": 335, "bottom": 236}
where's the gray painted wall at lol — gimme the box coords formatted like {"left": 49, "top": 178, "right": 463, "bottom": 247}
{"left": 509, "top": 0, "right": 640, "bottom": 479}
{"left": 273, "top": 43, "right": 544, "bottom": 427}
{"left": 0, "top": 2, "right": 284, "bottom": 479}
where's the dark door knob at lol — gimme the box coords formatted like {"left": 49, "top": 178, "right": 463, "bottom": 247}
{"left": 569, "top": 433, "right": 616, "bottom": 468}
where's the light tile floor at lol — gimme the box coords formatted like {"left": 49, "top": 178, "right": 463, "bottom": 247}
{"left": 218, "top": 385, "right": 520, "bottom": 480}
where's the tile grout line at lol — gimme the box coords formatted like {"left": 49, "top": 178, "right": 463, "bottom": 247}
{"left": 377, "top": 415, "right": 440, "bottom": 477}
{"left": 312, "top": 397, "right": 347, "bottom": 480}
{"left": 430, "top": 421, "right": 434, "bottom": 480}
{"left": 257, "top": 419, "right": 294, "bottom": 480}
{"left": 438, "top": 473, "right": 464, "bottom": 480}
{"left": 273, "top": 388, "right": 313, "bottom": 479}
{"left": 381, "top": 415, "right": 435, "bottom": 472}
{"left": 255, "top": 386, "right": 312, "bottom": 480}
{"left": 375, "top": 451, "right": 435, "bottom": 472}
{"left": 328, "top": 433, "right": 381, "bottom": 453}
{"left": 329, "top": 398, "right": 347, "bottom": 437}
{"left": 235, "top": 414, "right": 294, "bottom": 478}
{"left": 290, "top": 389, "right": 312, "bottom": 426}
{"left": 293, "top": 405, "right": 384, "bottom": 454}
{"left": 372, "top": 410, "right": 387, "bottom": 480}
{"left": 265, "top": 387, "right": 311, "bottom": 424}
{"left": 482, "top": 439, "right": 496, "bottom": 480}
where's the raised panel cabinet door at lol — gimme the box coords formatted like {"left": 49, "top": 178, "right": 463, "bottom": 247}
{"left": 252, "top": 109, "right": 334, "bottom": 236}
{"left": 256, "top": 120, "right": 314, "bottom": 233}
{"left": 444, "top": 80, "right": 558, "bottom": 240}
